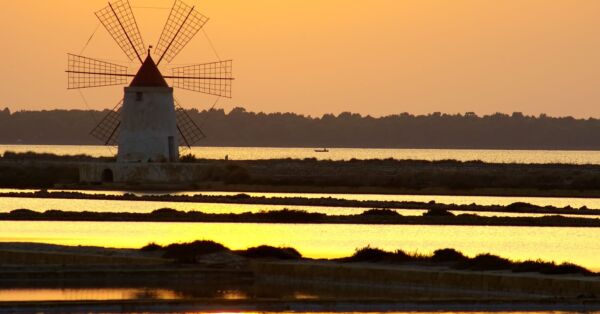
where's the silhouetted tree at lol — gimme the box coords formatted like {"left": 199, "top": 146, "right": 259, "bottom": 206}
{"left": 1, "top": 107, "right": 600, "bottom": 149}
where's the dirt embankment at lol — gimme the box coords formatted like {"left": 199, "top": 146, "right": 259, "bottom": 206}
{"left": 0, "top": 242, "right": 597, "bottom": 303}
{"left": 4, "top": 152, "right": 600, "bottom": 197}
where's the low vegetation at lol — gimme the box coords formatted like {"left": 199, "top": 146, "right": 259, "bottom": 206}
{"left": 2, "top": 190, "right": 600, "bottom": 218}
{"left": 4, "top": 152, "right": 600, "bottom": 196}
{"left": 341, "top": 247, "right": 595, "bottom": 276}
{"left": 140, "top": 241, "right": 596, "bottom": 276}
{"left": 2, "top": 207, "right": 599, "bottom": 227}
{"left": 142, "top": 241, "right": 301, "bottom": 263}
{"left": 236, "top": 245, "right": 302, "bottom": 260}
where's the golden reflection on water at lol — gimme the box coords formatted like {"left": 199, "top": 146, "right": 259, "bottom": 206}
{"left": 0, "top": 196, "right": 376, "bottom": 215}
{"left": 1, "top": 194, "right": 599, "bottom": 219}
{"left": 0, "top": 221, "right": 598, "bottom": 271}
{"left": 0, "top": 288, "right": 179, "bottom": 302}
{"left": 3, "top": 145, "right": 600, "bottom": 164}
{"left": 4, "top": 188, "right": 600, "bottom": 214}
{"left": 198, "top": 191, "right": 600, "bottom": 209}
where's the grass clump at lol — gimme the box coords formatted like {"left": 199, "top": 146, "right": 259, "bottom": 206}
{"left": 431, "top": 248, "right": 469, "bottom": 263}
{"left": 254, "top": 209, "right": 325, "bottom": 223}
{"left": 140, "top": 242, "right": 163, "bottom": 252}
{"left": 423, "top": 208, "right": 455, "bottom": 217}
{"left": 237, "top": 245, "right": 302, "bottom": 260}
{"left": 343, "top": 246, "right": 414, "bottom": 263}
{"left": 162, "top": 240, "right": 230, "bottom": 263}
{"left": 360, "top": 209, "right": 401, "bottom": 217}
{"left": 456, "top": 253, "right": 513, "bottom": 271}
{"left": 512, "top": 260, "right": 592, "bottom": 276}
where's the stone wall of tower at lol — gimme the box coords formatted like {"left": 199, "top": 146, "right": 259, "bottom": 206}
{"left": 117, "top": 86, "right": 179, "bottom": 163}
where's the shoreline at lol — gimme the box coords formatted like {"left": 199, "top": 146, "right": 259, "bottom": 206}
{"left": 61, "top": 183, "right": 600, "bottom": 199}
{"left": 5, "top": 153, "right": 600, "bottom": 198}
{"left": 0, "top": 242, "right": 598, "bottom": 312}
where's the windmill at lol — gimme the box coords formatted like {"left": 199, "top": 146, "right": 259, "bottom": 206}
{"left": 67, "top": 0, "right": 233, "bottom": 163}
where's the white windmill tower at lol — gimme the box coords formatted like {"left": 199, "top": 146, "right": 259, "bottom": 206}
{"left": 67, "top": 0, "right": 233, "bottom": 164}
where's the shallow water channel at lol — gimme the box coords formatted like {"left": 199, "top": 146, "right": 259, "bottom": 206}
{"left": 1, "top": 189, "right": 599, "bottom": 218}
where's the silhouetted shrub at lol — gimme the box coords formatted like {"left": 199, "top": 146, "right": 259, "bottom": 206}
{"left": 163, "top": 240, "right": 229, "bottom": 263}
{"left": 255, "top": 209, "right": 325, "bottom": 223}
{"left": 360, "top": 209, "right": 401, "bottom": 217}
{"left": 8, "top": 209, "right": 41, "bottom": 218}
{"left": 423, "top": 208, "right": 455, "bottom": 217}
{"left": 512, "top": 260, "right": 554, "bottom": 273}
{"left": 506, "top": 202, "right": 542, "bottom": 212}
{"left": 457, "top": 254, "right": 512, "bottom": 271}
{"left": 238, "top": 245, "right": 302, "bottom": 260}
{"left": 140, "top": 242, "right": 163, "bottom": 252}
{"left": 150, "top": 208, "right": 182, "bottom": 217}
{"left": 230, "top": 193, "right": 251, "bottom": 199}
{"left": 344, "top": 247, "right": 391, "bottom": 262}
{"left": 541, "top": 263, "right": 593, "bottom": 276}
{"left": 431, "top": 248, "right": 468, "bottom": 263}
{"left": 343, "top": 246, "right": 414, "bottom": 263}
{"left": 511, "top": 260, "right": 593, "bottom": 275}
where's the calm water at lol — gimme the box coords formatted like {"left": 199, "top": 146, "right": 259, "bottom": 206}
{"left": 3, "top": 144, "right": 600, "bottom": 164}
{"left": 0, "top": 288, "right": 180, "bottom": 302}
{"left": 0, "top": 281, "right": 494, "bottom": 303}
{"left": 2, "top": 193, "right": 599, "bottom": 218}
{"left": 23, "top": 188, "right": 600, "bottom": 209}
{"left": 1, "top": 221, "right": 598, "bottom": 271}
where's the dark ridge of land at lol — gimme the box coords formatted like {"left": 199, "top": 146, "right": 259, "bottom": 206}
{"left": 2, "top": 208, "right": 599, "bottom": 227}
{"left": 2, "top": 190, "right": 600, "bottom": 217}
{"left": 6, "top": 152, "right": 600, "bottom": 197}
{"left": 0, "top": 241, "right": 596, "bottom": 277}
{"left": 4, "top": 107, "right": 600, "bottom": 150}
{"left": 144, "top": 240, "right": 598, "bottom": 276}
{"left": 1, "top": 242, "right": 598, "bottom": 311}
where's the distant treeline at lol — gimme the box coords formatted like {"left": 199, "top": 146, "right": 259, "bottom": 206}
{"left": 2, "top": 107, "right": 600, "bottom": 149}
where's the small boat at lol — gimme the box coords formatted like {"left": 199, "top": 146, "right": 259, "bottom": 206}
{"left": 314, "top": 148, "right": 329, "bottom": 153}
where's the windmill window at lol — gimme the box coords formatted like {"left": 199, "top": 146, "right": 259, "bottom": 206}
{"left": 136, "top": 92, "right": 143, "bottom": 101}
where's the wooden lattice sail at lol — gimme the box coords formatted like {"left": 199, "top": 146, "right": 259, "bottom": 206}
{"left": 67, "top": 54, "right": 129, "bottom": 89}
{"left": 67, "top": 0, "right": 234, "bottom": 148}
{"left": 169, "top": 60, "right": 233, "bottom": 98}
{"left": 154, "top": 0, "right": 209, "bottom": 65}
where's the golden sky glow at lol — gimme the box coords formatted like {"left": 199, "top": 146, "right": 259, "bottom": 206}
{"left": 1, "top": 0, "right": 600, "bottom": 117}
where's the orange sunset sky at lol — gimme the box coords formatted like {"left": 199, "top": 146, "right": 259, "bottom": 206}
{"left": 1, "top": 0, "right": 600, "bottom": 117}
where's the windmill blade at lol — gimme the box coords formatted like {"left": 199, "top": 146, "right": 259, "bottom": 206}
{"left": 175, "top": 99, "right": 206, "bottom": 147}
{"left": 90, "top": 100, "right": 123, "bottom": 146}
{"left": 167, "top": 60, "right": 233, "bottom": 98}
{"left": 95, "top": 0, "right": 145, "bottom": 63}
{"left": 67, "top": 54, "right": 132, "bottom": 89}
{"left": 154, "top": 0, "right": 209, "bottom": 65}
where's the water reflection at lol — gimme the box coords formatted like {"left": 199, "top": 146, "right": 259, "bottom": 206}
{"left": 0, "top": 279, "right": 518, "bottom": 303}
{"left": 4, "top": 144, "right": 600, "bottom": 164}
{"left": 0, "top": 288, "right": 179, "bottom": 302}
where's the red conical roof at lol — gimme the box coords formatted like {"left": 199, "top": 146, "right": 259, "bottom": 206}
{"left": 129, "top": 55, "right": 169, "bottom": 87}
